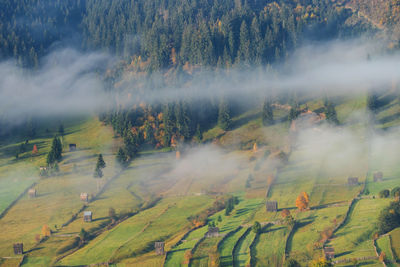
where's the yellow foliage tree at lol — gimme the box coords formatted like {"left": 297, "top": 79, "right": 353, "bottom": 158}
{"left": 296, "top": 192, "right": 309, "bottom": 211}
{"left": 42, "top": 224, "right": 51, "bottom": 237}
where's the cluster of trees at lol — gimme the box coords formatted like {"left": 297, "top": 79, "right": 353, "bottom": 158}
{"left": 378, "top": 200, "right": 400, "bottom": 234}
{"left": 225, "top": 195, "right": 239, "bottom": 215}
{"left": 0, "top": 0, "right": 85, "bottom": 67}
{"left": 2, "top": 0, "right": 369, "bottom": 69}
{"left": 102, "top": 99, "right": 222, "bottom": 151}
{"left": 379, "top": 187, "right": 400, "bottom": 199}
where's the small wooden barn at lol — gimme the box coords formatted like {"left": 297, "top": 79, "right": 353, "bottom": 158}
{"left": 83, "top": 211, "right": 92, "bottom": 222}
{"left": 28, "top": 188, "right": 37, "bottom": 198}
{"left": 154, "top": 242, "right": 165, "bottom": 255}
{"left": 266, "top": 200, "right": 278, "bottom": 212}
{"left": 323, "top": 247, "right": 335, "bottom": 259}
{"left": 348, "top": 177, "right": 359, "bottom": 186}
{"left": 80, "top": 192, "right": 88, "bottom": 202}
{"left": 373, "top": 172, "right": 383, "bottom": 182}
{"left": 69, "top": 144, "right": 77, "bottom": 152}
{"left": 205, "top": 227, "right": 220, "bottom": 238}
{"left": 13, "top": 243, "right": 23, "bottom": 255}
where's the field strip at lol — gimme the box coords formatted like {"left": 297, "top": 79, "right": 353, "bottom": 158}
{"left": 0, "top": 182, "right": 36, "bottom": 220}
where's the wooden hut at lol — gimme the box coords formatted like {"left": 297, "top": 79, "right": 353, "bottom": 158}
{"left": 28, "top": 188, "right": 37, "bottom": 198}
{"left": 80, "top": 192, "right": 88, "bottom": 202}
{"left": 347, "top": 177, "right": 358, "bottom": 186}
{"left": 373, "top": 172, "right": 383, "bottom": 182}
{"left": 154, "top": 242, "right": 165, "bottom": 255}
{"left": 323, "top": 247, "right": 335, "bottom": 259}
{"left": 13, "top": 243, "right": 23, "bottom": 255}
{"left": 266, "top": 200, "right": 278, "bottom": 212}
{"left": 83, "top": 211, "right": 92, "bottom": 222}
{"left": 69, "top": 144, "right": 77, "bottom": 152}
{"left": 205, "top": 227, "right": 220, "bottom": 238}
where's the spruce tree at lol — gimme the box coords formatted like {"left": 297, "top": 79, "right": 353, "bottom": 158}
{"left": 94, "top": 153, "right": 106, "bottom": 178}
{"left": 195, "top": 124, "right": 203, "bottom": 142}
{"left": 218, "top": 99, "right": 232, "bottom": 131}
{"left": 325, "top": 103, "right": 338, "bottom": 124}
{"left": 47, "top": 136, "right": 62, "bottom": 165}
{"left": 262, "top": 98, "right": 274, "bottom": 126}
{"left": 116, "top": 148, "right": 128, "bottom": 168}
{"left": 367, "top": 92, "right": 378, "bottom": 111}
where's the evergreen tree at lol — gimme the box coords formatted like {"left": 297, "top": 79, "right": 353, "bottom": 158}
{"left": 124, "top": 130, "right": 138, "bottom": 158}
{"left": 94, "top": 153, "right": 106, "bottom": 178}
{"left": 47, "top": 136, "right": 62, "bottom": 165}
{"left": 218, "top": 99, "right": 232, "bottom": 131}
{"left": 58, "top": 124, "right": 64, "bottom": 136}
{"left": 195, "top": 124, "right": 203, "bottom": 142}
{"left": 116, "top": 147, "right": 128, "bottom": 168}
{"left": 367, "top": 92, "right": 378, "bottom": 111}
{"left": 325, "top": 103, "right": 339, "bottom": 124}
{"left": 262, "top": 98, "right": 274, "bottom": 126}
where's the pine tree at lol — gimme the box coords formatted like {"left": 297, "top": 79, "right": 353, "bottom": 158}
{"left": 116, "top": 148, "right": 128, "bottom": 168}
{"left": 195, "top": 124, "right": 203, "bottom": 142}
{"left": 367, "top": 92, "right": 378, "bottom": 111}
{"left": 96, "top": 154, "right": 106, "bottom": 169}
{"left": 218, "top": 99, "right": 232, "bottom": 131}
{"left": 262, "top": 98, "right": 274, "bottom": 126}
{"left": 58, "top": 124, "right": 64, "bottom": 136}
{"left": 325, "top": 103, "right": 338, "bottom": 124}
{"left": 47, "top": 136, "right": 62, "bottom": 165}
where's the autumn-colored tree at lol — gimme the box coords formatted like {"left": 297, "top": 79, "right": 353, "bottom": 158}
{"left": 42, "top": 224, "right": 51, "bottom": 237}
{"left": 253, "top": 142, "right": 258, "bottom": 152}
{"left": 296, "top": 192, "right": 309, "bottom": 211}
{"left": 176, "top": 150, "right": 181, "bottom": 159}
{"left": 379, "top": 252, "right": 386, "bottom": 262}
{"left": 208, "top": 248, "right": 220, "bottom": 267}
{"left": 32, "top": 144, "right": 38, "bottom": 155}
{"left": 281, "top": 209, "right": 291, "bottom": 218}
{"left": 183, "top": 250, "right": 193, "bottom": 264}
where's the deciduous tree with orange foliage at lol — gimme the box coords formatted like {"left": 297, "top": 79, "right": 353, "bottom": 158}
{"left": 42, "top": 224, "right": 51, "bottom": 237}
{"left": 32, "top": 144, "right": 38, "bottom": 156}
{"left": 296, "top": 192, "right": 310, "bottom": 211}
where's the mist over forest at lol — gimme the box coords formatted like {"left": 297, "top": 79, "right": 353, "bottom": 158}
{"left": 1, "top": 0, "right": 400, "bottom": 266}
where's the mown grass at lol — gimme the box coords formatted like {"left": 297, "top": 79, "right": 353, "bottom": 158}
{"left": 218, "top": 227, "right": 247, "bottom": 267}
{"left": 388, "top": 228, "right": 400, "bottom": 263}
{"left": 165, "top": 227, "right": 209, "bottom": 267}
{"left": 329, "top": 198, "right": 391, "bottom": 260}
{"left": 60, "top": 195, "right": 212, "bottom": 266}
{"left": 233, "top": 228, "right": 256, "bottom": 267}
{"left": 0, "top": 118, "right": 115, "bottom": 260}
{"left": 252, "top": 224, "right": 288, "bottom": 267}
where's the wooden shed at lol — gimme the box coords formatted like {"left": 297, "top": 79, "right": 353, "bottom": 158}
{"left": 69, "top": 144, "right": 77, "bottom": 152}
{"left": 323, "top": 247, "right": 335, "bottom": 259}
{"left": 266, "top": 200, "right": 278, "bottom": 212}
{"left": 13, "top": 243, "right": 23, "bottom": 255}
{"left": 154, "top": 242, "right": 165, "bottom": 255}
{"left": 205, "top": 227, "right": 220, "bottom": 238}
{"left": 80, "top": 192, "right": 88, "bottom": 202}
{"left": 348, "top": 177, "right": 359, "bottom": 186}
{"left": 28, "top": 188, "right": 37, "bottom": 198}
{"left": 83, "top": 211, "right": 92, "bottom": 222}
{"left": 373, "top": 172, "right": 383, "bottom": 182}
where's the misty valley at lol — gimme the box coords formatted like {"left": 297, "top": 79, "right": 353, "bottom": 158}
{"left": 1, "top": 0, "right": 400, "bottom": 267}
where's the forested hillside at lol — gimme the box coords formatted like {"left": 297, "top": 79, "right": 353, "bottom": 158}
{"left": 1, "top": 0, "right": 373, "bottom": 68}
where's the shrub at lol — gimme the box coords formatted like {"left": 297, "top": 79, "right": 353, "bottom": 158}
{"left": 377, "top": 201, "right": 400, "bottom": 234}
{"left": 379, "top": 189, "right": 390, "bottom": 198}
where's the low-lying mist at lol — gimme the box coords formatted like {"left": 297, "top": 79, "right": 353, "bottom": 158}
{"left": 0, "top": 37, "right": 400, "bottom": 124}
